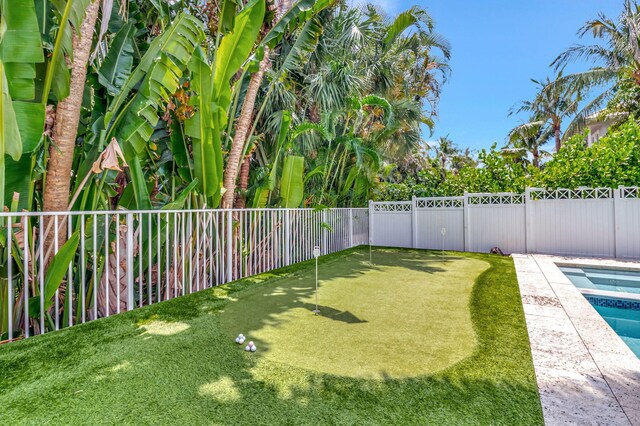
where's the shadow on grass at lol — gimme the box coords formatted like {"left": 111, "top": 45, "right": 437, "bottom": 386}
{"left": 0, "top": 247, "right": 547, "bottom": 424}
{"left": 309, "top": 305, "right": 367, "bottom": 324}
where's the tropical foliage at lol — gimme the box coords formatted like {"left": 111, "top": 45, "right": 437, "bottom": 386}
{"left": 376, "top": 117, "right": 640, "bottom": 200}
{"left": 0, "top": 0, "right": 450, "bottom": 339}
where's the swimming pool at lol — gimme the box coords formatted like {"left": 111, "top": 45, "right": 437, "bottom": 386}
{"left": 559, "top": 266, "right": 640, "bottom": 294}
{"left": 584, "top": 296, "right": 640, "bottom": 358}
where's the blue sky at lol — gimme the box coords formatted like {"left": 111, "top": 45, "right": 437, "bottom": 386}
{"left": 363, "top": 0, "right": 622, "bottom": 152}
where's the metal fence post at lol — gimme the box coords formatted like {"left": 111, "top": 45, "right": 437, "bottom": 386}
{"left": 285, "top": 209, "right": 291, "bottom": 266}
{"left": 348, "top": 209, "right": 354, "bottom": 248}
{"left": 322, "top": 210, "right": 328, "bottom": 255}
{"left": 226, "top": 210, "right": 233, "bottom": 283}
{"left": 126, "top": 212, "right": 134, "bottom": 311}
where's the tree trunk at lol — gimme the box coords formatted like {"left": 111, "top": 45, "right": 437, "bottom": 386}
{"left": 221, "top": 0, "right": 290, "bottom": 209}
{"left": 221, "top": 53, "right": 269, "bottom": 209}
{"left": 43, "top": 0, "right": 100, "bottom": 256}
{"left": 554, "top": 125, "right": 562, "bottom": 153}
{"left": 234, "top": 152, "right": 252, "bottom": 209}
{"left": 533, "top": 146, "right": 539, "bottom": 168}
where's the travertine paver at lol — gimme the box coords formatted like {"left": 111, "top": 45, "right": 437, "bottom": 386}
{"left": 513, "top": 254, "right": 640, "bottom": 426}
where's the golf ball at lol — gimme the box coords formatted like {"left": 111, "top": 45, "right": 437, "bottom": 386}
{"left": 248, "top": 341, "right": 254, "bottom": 346}
{"left": 235, "top": 337, "right": 239, "bottom": 343}
{"left": 245, "top": 345, "right": 251, "bottom": 351}
{"left": 238, "top": 338, "right": 245, "bottom": 345}
{"left": 239, "top": 334, "right": 244, "bottom": 338}
{"left": 250, "top": 345, "right": 257, "bottom": 352}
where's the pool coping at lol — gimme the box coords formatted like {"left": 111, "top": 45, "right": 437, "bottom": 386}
{"left": 513, "top": 253, "right": 640, "bottom": 426}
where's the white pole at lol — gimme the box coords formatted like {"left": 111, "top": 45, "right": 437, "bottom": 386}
{"left": 441, "top": 227, "right": 446, "bottom": 262}
{"left": 313, "top": 246, "right": 321, "bottom": 315}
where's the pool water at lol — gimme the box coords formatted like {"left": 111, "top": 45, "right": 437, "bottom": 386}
{"left": 585, "top": 296, "right": 640, "bottom": 358}
{"left": 559, "top": 266, "right": 640, "bottom": 294}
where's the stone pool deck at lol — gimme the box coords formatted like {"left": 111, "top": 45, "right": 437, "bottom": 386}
{"left": 513, "top": 254, "right": 640, "bottom": 426}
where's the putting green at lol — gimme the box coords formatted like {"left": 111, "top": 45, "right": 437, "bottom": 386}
{"left": 221, "top": 249, "right": 489, "bottom": 379}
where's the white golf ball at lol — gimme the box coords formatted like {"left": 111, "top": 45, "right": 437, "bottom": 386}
{"left": 239, "top": 334, "right": 244, "bottom": 338}
{"left": 248, "top": 341, "right": 254, "bottom": 347}
{"left": 235, "top": 337, "right": 240, "bottom": 343}
{"left": 250, "top": 345, "right": 257, "bottom": 352}
{"left": 245, "top": 345, "right": 251, "bottom": 351}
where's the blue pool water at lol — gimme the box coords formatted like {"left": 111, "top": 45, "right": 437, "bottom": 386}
{"left": 585, "top": 296, "right": 640, "bottom": 358}
{"left": 559, "top": 266, "right": 640, "bottom": 294}
{"left": 559, "top": 266, "right": 640, "bottom": 358}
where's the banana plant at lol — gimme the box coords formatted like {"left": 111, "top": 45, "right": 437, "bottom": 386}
{"left": 280, "top": 155, "right": 304, "bottom": 207}
{"left": 0, "top": 0, "right": 45, "bottom": 210}
{"left": 100, "top": 12, "right": 205, "bottom": 210}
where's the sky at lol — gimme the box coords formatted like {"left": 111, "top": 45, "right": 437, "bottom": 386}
{"left": 362, "top": 0, "right": 622, "bottom": 152}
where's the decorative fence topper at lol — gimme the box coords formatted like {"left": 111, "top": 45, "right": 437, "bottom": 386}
{"left": 0, "top": 208, "right": 369, "bottom": 343}
{"left": 370, "top": 186, "right": 640, "bottom": 260}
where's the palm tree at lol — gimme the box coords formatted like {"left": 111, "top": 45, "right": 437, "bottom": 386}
{"left": 550, "top": 0, "right": 640, "bottom": 133}
{"left": 510, "top": 72, "right": 581, "bottom": 152}
{"left": 433, "top": 136, "right": 459, "bottom": 180}
{"left": 505, "top": 121, "right": 553, "bottom": 168}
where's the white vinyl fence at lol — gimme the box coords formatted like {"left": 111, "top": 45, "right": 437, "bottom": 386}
{"left": 370, "top": 186, "right": 640, "bottom": 260}
{"left": 0, "top": 208, "right": 368, "bottom": 342}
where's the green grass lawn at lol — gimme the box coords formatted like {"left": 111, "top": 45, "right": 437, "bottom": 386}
{"left": 0, "top": 247, "right": 543, "bottom": 425}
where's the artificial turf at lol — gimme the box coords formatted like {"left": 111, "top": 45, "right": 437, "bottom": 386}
{"left": 0, "top": 247, "right": 543, "bottom": 425}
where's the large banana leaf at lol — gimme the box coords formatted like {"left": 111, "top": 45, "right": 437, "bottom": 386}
{"left": 207, "top": 0, "right": 264, "bottom": 207}
{"left": 185, "top": 47, "right": 220, "bottom": 200}
{"left": 218, "top": 0, "right": 239, "bottom": 34}
{"left": 212, "top": 0, "right": 265, "bottom": 129}
{"left": 0, "top": 0, "right": 45, "bottom": 208}
{"left": 105, "top": 13, "right": 203, "bottom": 126}
{"left": 2, "top": 0, "right": 44, "bottom": 100}
{"left": 28, "top": 231, "right": 80, "bottom": 316}
{"left": 98, "top": 22, "right": 136, "bottom": 96}
{"left": 280, "top": 155, "right": 304, "bottom": 208}
{"left": 268, "top": 110, "right": 292, "bottom": 191}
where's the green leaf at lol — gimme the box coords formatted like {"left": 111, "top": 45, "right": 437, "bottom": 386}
{"left": 212, "top": 0, "right": 265, "bottom": 128}
{"left": 278, "top": 17, "right": 323, "bottom": 75}
{"left": 1, "top": 0, "right": 45, "bottom": 102}
{"left": 268, "top": 110, "right": 291, "bottom": 191}
{"left": 44, "top": 0, "right": 92, "bottom": 101}
{"left": 185, "top": 47, "right": 221, "bottom": 199}
{"left": 110, "top": 13, "right": 205, "bottom": 209}
{"left": 29, "top": 231, "right": 80, "bottom": 317}
{"left": 98, "top": 22, "right": 136, "bottom": 96}
{"left": 261, "top": 0, "right": 332, "bottom": 48}
{"left": 162, "top": 180, "right": 199, "bottom": 210}
{"left": 280, "top": 155, "right": 304, "bottom": 208}
{"left": 0, "top": 70, "right": 22, "bottom": 161}
{"left": 218, "top": 0, "right": 238, "bottom": 34}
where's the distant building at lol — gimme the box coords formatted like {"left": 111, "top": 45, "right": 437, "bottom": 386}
{"left": 585, "top": 112, "right": 627, "bottom": 146}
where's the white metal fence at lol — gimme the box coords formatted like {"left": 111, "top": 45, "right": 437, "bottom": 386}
{"left": 0, "top": 208, "right": 368, "bottom": 342}
{"left": 370, "top": 186, "right": 640, "bottom": 260}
